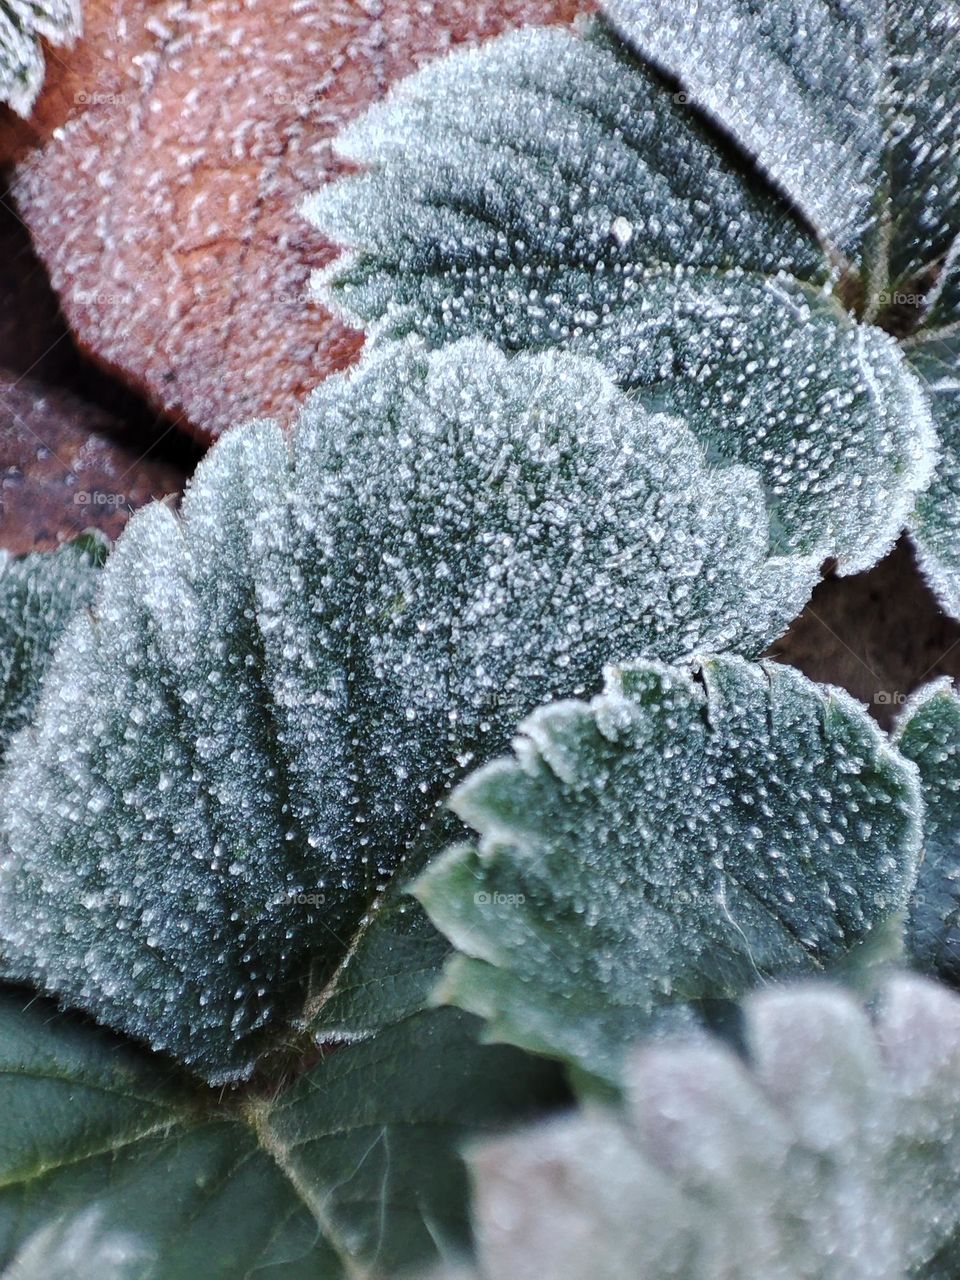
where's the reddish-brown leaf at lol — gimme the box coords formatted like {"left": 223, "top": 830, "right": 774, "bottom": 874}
{"left": 0, "top": 373, "right": 183, "bottom": 552}
{"left": 8, "top": 0, "right": 591, "bottom": 445}
{"left": 0, "top": 194, "right": 188, "bottom": 553}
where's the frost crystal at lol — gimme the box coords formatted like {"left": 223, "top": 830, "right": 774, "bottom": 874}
{"left": 0, "top": 536, "right": 103, "bottom": 758}
{"left": 0, "top": 1, "right": 81, "bottom": 116}
{"left": 307, "top": 22, "right": 936, "bottom": 574}
{"left": 438, "top": 976, "right": 960, "bottom": 1280}
{"left": 895, "top": 679, "right": 960, "bottom": 981}
{"left": 0, "top": 340, "right": 814, "bottom": 1081}
{"left": 414, "top": 655, "right": 921, "bottom": 1086}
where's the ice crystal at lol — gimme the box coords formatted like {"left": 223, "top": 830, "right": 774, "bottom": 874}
{"left": 895, "top": 679, "right": 960, "bottom": 981}
{"left": 0, "top": 339, "right": 815, "bottom": 1081}
{"left": 308, "top": 21, "right": 937, "bottom": 575}
{"left": 414, "top": 655, "right": 921, "bottom": 1086}
{"left": 436, "top": 976, "right": 960, "bottom": 1280}
{"left": 0, "top": 0, "right": 81, "bottom": 116}
{"left": 0, "top": 536, "right": 103, "bottom": 758}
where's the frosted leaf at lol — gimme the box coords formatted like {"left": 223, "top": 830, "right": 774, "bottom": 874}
{"left": 308, "top": 23, "right": 937, "bottom": 572}
{"left": 0, "top": 1, "right": 80, "bottom": 116}
{"left": 0, "top": 536, "right": 103, "bottom": 758}
{"left": 413, "top": 655, "right": 921, "bottom": 1086}
{"left": 604, "top": 0, "right": 960, "bottom": 288}
{"left": 600, "top": 0, "right": 960, "bottom": 605}
{"left": 437, "top": 975, "right": 960, "bottom": 1280}
{"left": 0, "top": 338, "right": 816, "bottom": 1083}
{"left": 907, "top": 303, "right": 960, "bottom": 616}
{"left": 0, "top": 985, "right": 557, "bottom": 1276}
{"left": 579, "top": 270, "right": 935, "bottom": 571}
{"left": 308, "top": 25, "right": 823, "bottom": 308}
{"left": 894, "top": 679, "right": 960, "bottom": 980}
{"left": 8, "top": 0, "right": 590, "bottom": 443}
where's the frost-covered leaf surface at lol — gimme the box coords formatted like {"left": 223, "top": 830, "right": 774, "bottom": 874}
{"left": 895, "top": 679, "right": 960, "bottom": 982}
{"left": 604, "top": 0, "right": 960, "bottom": 289}
{"left": 414, "top": 655, "right": 921, "bottom": 1086}
{"left": 907, "top": 313, "right": 960, "bottom": 617}
{"left": 9, "top": 0, "right": 588, "bottom": 441}
{"left": 0, "top": 338, "right": 817, "bottom": 1083}
{"left": 0, "top": 1, "right": 80, "bottom": 116}
{"left": 432, "top": 976, "right": 960, "bottom": 1280}
{"left": 0, "top": 979, "right": 559, "bottom": 1280}
{"left": 309, "top": 23, "right": 937, "bottom": 572}
{"left": 0, "top": 536, "right": 102, "bottom": 758}
{"left": 602, "top": 0, "right": 960, "bottom": 610}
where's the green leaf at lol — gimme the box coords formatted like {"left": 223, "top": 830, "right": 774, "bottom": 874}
{"left": 302, "top": 866, "right": 456, "bottom": 1044}
{"left": 894, "top": 678, "right": 960, "bottom": 980}
{"left": 433, "top": 975, "right": 960, "bottom": 1280}
{"left": 0, "top": 1, "right": 81, "bottom": 116}
{"left": 0, "top": 537, "right": 104, "bottom": 760}
{"left": 0, "top": 984, "right": 560, "bottom": 1279}
{"left": 307, "top": 22, "right": 937, "bottom": 573}
{"left": 603, "top": 0, "right": 960, "bottom": 294}
{"left": 596, "top": 271, "right": 934, "bottom": 571}
{"left": 0, "top": 339, "right": 816, "bottom": 1083}
{"left": 414, "top": 655, "right": 922, "bottom": 1087}
{"left": 599, "top": 0, "right": 960, "bottom": 613}
{"left": 905, "top": 307, "right": 960, "bottom": 615}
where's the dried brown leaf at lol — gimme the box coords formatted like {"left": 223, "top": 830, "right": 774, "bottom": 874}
{"left": 0, "top": 373, "right": 183, "bottom": 551}
{"left": 7, "top": 0, "right": 590, "bottom": 444}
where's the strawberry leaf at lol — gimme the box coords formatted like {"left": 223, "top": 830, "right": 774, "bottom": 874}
{"left": 415, "top": 656, "right": 921, "bottom": 1087}
{"left": 0, "top": 535, "right": 103, "bottom": 758}
{"left": 0, "top": 340, "right": 814, "bottom": 1082}
{"left": 0, "top": 985, "right": 559, "bottom": 1279}
{"left": 308, "top": 22, "right": 937, "bottom": 573}
{"left": 895, "top": 678, "right": 960, "bottom": 980}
